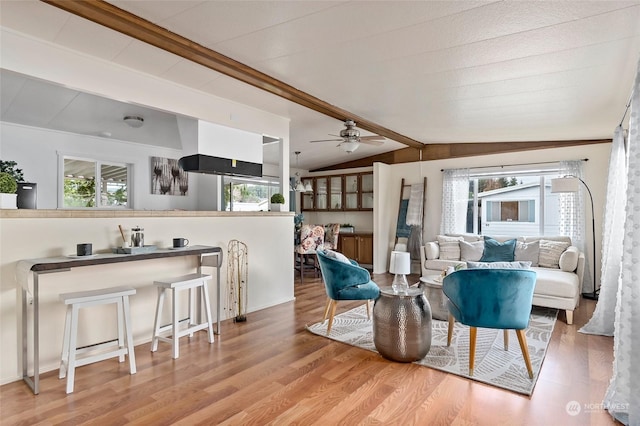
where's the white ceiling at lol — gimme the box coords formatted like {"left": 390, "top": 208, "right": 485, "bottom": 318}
{"left": 1, "top": 1, "right": 639, "bottom": 170}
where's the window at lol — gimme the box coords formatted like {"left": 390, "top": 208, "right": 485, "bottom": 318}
{"left": 466, "top": 172, "right": 562, "bottom": 237}
{"left": 61, "top": 156, "right": 130, "bottom": 208}
{"left": 223, "top": 176, "right": 279, "bottom": 211}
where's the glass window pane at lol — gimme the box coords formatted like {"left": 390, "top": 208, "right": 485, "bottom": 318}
{"left": 100, "top": 163, "right": 128, "bottom": 207}
{"left": 64, "top": 159, "right": 96, "bottom": 208}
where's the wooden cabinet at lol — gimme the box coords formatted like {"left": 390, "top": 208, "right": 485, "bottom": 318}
{"left": 338, "top": 233, "right": 373, "bottom": 265}
{"left": 302, "top": 172, "right": 372, "bottom": 212}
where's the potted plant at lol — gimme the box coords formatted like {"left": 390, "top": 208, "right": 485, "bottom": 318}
{"left": 270, "top": 193, "right": 285, "bottom": 212}
{"left": 0, "top": 171, "right": 18, "bottom": 209}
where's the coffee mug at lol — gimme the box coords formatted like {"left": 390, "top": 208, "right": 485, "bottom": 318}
{"left": 77, "top": 243, "right": 92, "bottom": 256}
{"left": 173, "top": 238, "right": 189, "bottom": 248}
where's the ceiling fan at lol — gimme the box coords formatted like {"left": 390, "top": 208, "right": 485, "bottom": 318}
{"left": 309, "top": 119, "right": 385, "bottom": 153}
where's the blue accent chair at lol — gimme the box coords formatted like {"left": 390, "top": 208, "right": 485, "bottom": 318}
{"left": 316, "top": 250, "right": 380, "bottom": 335}
{"left": 442, "top": 268, "right": 537, "bottom": 379}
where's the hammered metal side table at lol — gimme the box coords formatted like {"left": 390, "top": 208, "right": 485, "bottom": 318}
{"left": 372, "top": 287, "right": 432, "bottom": 362}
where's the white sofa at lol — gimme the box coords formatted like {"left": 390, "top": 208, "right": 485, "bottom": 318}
{"left": 420, "top": 235, "right": 585, "bottom": 324}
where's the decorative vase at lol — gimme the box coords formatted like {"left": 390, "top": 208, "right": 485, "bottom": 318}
{"left": 0, "top": 193, "right": 17, "bottom": 209}
{"left": 270, "top": 203, "right": 283, "bottom": 212}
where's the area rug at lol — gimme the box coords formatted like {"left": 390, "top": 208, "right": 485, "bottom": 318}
{"left": 307, "top": 305, "right": 557, "bottom": 395}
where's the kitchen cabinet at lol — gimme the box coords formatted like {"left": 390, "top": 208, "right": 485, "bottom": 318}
{"left": 302, "top": 172, "right": 372, "bottom": 212}
{"left": 338, "top": 232, "right": 373, "bottom": 265}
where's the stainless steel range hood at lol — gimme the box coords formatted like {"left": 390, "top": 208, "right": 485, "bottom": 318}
{"left": 179, "top": 120, "right": 263, "bottom": 178}
{"left": 178, "top": 154, "right": 262, "bottom": 178}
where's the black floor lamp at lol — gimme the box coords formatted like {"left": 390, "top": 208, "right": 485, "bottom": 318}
{"left": 551, "top": 176, "right": 598, "bottom": 300}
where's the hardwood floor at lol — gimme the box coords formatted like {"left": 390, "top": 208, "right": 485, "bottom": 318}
{"left": 1, "top": 273, "right": 617, "bottom": 425}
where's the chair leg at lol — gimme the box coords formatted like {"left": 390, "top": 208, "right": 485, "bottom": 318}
{"left": 122, "top": 295, "right": 137, "bottom": 375}
{"left": 503, "top": 329, "right": 509, "bottom": 350}
{"left": 365, "top": 300, "right": 371, "bottom": 320}
{"left": 469, "top": 327, "right": 477, "bottom": 376}
{"left": 322, "top": 298, "right": 331, "bottom": 322}
{"left": 326, "top": 300, "right": 338, "bottom": 335}
{"left": 59, "top": 306, "right": 72, "bottom": 379}
{"left": 447, "top": 314, "right": 455, "bottom": 346}
{"left": 516, "top": 329, "right": 534, "bottom": 379}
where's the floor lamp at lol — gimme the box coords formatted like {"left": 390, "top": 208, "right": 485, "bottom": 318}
{"left": 551, "top": 176, "right": 598, "bottom": 300}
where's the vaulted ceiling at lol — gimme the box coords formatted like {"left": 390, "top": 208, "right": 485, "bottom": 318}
{"left": 1, "top": 1, "right": 639, "bottom": 170}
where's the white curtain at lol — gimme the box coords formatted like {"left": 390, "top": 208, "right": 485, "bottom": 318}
{"left": 580, "top": 126, "right": 627, "bottom": 336}
{"left": 440, "top": 168, "right": 469, "bottom": 234}
{"left": 557, "top": 160, "right": 592, "bottom": 294}
{"left": 603, "top": 59, "right": 639, "bottom": 426}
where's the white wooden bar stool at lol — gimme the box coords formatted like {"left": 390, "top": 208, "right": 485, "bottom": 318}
{"left": 151, "top": 273, "right": 214, "bottom": 359}
{"left": 59, "top": 286, "right": 136, "bottom": 394}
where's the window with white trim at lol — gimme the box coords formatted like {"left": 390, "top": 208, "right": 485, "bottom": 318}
{"left": 61, "top": 156, "right": 131, "bottom": 208}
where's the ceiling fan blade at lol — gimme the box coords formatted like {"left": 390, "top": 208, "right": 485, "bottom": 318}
{"left": 360, "top": 139, "right": 385, "bottom": 146}
{"left": 309, "top": 138, "right": 343, "bottom": 143}
{"left": 359, "top": 135, "right": 386, "bottom": 141}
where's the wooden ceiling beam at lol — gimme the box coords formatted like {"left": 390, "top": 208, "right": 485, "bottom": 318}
{"left": 42, "top": 0, "right": 424, "bottom": 149}
{"left": 312, "top": 139, "right": 611, "bottom": 172}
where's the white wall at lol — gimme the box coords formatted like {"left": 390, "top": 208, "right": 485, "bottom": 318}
{"left": 373, "top": 144, "right": 612, "bottom": 283}
{"left": 0, "top": 213, "right": 294, "bottom": 385}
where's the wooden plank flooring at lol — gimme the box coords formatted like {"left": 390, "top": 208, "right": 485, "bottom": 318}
{"left": 0, "top": 273, "right": 617, "bottom": 425}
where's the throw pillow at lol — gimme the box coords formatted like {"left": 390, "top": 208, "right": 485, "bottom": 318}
{"left": 460, "top": 240, "right": 484, "bottom": 262}
{"left": 479, "top": 236, "right": 516, "bottom": 262}
{"left": 538, "top": 240, "right": 571, "bottom": 269}
{"left": 467, "top": 261, "right": 532, "bottom": 269}
{"left": 323, "top": 249, "right": 352, "bottom": 264}
{"left": 437, "top": 235, "right": 463, "bottom": 260}
{"left": 559, "top": 246, "right": 580, "bottom": 272}
{"left": 515, "top": 240, "right": 540, "bottom": 267}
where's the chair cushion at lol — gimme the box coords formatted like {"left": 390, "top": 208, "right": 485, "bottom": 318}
{"left": 467, "top": 261, "right": 532, "bottom": 269}
{"left": 538, "top": 240, "right": 570, "bottom": 269}
{"left": 479, "top": 237, "right": 516, "bottom": 262}
{"left": 336, "top": 280, "right": 380, "bottom": 300}
{"left": 515, "top": 240, "right": 539, "bottom": 266}
{"left": 460, "top": 240, "right": 484, "bottom": 261}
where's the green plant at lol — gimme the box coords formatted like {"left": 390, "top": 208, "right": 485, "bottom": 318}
{"left": 270, "top": 193, "right": 285, "bottom": 204}
{"left": 0, "top": 172, "right": 17, "bottom": 194}
{"left": 0, "top": 160, "right": 24, "bottom": 183}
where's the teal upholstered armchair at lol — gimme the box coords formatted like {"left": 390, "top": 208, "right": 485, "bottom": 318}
{"left": 442, "top": 268, "right": 537, "bottom": 379}
{"left": 316, "top": 249, "right": 380, "bottom": 335}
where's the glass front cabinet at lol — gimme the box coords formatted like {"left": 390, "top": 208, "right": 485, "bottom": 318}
{"left": 301, "top": 172, "right": 373, "bottom": 212}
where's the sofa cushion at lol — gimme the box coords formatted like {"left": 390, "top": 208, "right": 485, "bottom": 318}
{"left": 480, "top": 237, "right": 516, "bottom": 262}
{"left": 437, "top": 235, "right": 463, "bottom": 260}
{"left": 538, "top": 240, "right": 570, "bottom": 269}
{"left": 467, "top": 261, "right": 532, "bottom": 269}
{"left": 515, "top": 240, "right": 540, "bottom": 266}
{"left": 424, "top": 242, "right": 439, "bottom": 260}
{"left": 531, "top": 267, "right": 580, "bottom": 298}
{"left": 559, "top": 246, "right": 580, "bottom": 272}
{"left": 425, "top": 259, "right": 467, "bottom": 272}
{"left": 460, "top": 240, "right": 484, "bottom": 261}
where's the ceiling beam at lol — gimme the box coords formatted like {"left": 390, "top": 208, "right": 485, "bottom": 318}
{"left": 313, "top": 139, "right": 611, "bottom": 171}
{"left": 42, "top": 0, "right": 425, "bottom": 149}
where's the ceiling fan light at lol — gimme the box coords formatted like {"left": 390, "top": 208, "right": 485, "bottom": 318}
{"left": 340, "top": 141, "right": 360, "bottom": 153}
{"left": 123, "top": 115, "right": 144, "bottom": 128}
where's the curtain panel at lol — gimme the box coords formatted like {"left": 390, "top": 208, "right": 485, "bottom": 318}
{"left": 440, "top": 168, "right": 469, "bottom": 235}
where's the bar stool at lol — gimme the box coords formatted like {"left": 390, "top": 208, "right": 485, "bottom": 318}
{"left": 59, "top": 286, "right": 137, "bottom": 394}
{"left": 151, "top": 273, "right": 214, "bottom": 359}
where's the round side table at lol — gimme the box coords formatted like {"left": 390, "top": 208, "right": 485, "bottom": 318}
{"left": 419, "top": 275, "right": 449, "bottom": 321}
{"left": 372, "top": 287, "right": 432, "bottom": 362}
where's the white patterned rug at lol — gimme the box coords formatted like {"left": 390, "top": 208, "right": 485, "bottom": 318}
{"left": 307, "top": 305, "right": 557, "bottom": 396}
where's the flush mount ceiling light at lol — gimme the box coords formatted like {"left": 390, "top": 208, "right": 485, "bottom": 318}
{"left": 123, "top": 115, "right": 144, "bottom": 128}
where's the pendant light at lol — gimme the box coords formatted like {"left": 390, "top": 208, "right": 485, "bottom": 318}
{"left": 293, "top": 152, "right": 306, "bottom": 192}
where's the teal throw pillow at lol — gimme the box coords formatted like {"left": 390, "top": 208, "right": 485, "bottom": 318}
{"left": 479, "top": 237, "right": 517, "bottom": 262}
